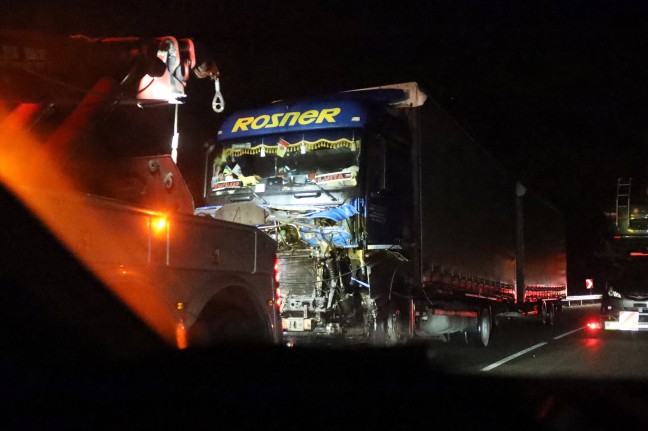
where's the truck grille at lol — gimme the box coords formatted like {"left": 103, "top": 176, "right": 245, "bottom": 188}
{"left": 277, "top": 250, "right": 318, "bottom": 297}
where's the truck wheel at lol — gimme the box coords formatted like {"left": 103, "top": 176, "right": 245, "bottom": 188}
{"left": 211, "top": 306, "right": 270, "bottom": 344}
{"left": 371, "top": 307, "right": 401, "bottom": 347}
{"left": 189, "top": 298, "right": 271, "bottom": 346}
{"left": 470, "top": 308, "right": 492, "bottom": 347}
{"left": 546, "top": 303, "right": 556, "bottom": 326}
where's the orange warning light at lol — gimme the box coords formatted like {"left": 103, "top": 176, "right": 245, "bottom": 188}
{"left": 150, "top": 216, "right": 168, "bottom": 236}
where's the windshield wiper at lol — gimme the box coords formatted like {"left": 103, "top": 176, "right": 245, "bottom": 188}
{"left": 245, "top": 185, "right": 268, "bottom": 205}
{"left": 308, "top": 180, "right": 337, "bottom": 202}
{"left": 228, "top": 185, "right": 268, "bottom": 205}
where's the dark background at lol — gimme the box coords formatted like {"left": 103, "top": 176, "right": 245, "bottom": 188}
{"left": 4, "top": 0, "right": 648, "bottom": 293}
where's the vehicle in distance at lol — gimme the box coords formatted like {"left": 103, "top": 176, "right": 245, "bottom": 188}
{"left": 600, "top": 262, "right": 648, "bottom": 331}
{"left": 596, "top": 178, "right": 648, "bottom": 332}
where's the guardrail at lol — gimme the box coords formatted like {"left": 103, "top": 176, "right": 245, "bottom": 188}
{"left": 562, "top": 294, "right": 602, "bottom": 306}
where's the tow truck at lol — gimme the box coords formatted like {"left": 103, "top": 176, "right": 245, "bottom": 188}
{"left": 0, "top": 29, "right": 280, "bottom": 348}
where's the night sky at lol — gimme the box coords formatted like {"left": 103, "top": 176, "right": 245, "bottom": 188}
{"left": 3, "top": 0, "right": 648, "bottom": 291}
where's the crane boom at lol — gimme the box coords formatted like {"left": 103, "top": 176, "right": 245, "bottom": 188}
{"left": 0, "top": 29, "right": 221, "bottom": 109}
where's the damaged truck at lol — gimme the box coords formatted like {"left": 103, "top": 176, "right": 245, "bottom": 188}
{"left": 197, "top": 82, "right": 567, "bottom": 346}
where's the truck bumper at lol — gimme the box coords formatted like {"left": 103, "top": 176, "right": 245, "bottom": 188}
{"left": 603, "top": 311, "right": 648, "bottom": 331}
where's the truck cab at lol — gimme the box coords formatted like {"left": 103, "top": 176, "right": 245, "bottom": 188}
{"left": 198, "top": 86, "right": 420, "bottom": 340}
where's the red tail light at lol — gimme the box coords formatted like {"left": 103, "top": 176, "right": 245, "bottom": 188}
{"left": 274, "top": 256, "right": 282, "bottom": 307}
{"left": 276, "top": 287, "right": 283, "bottom": 308}
{"left": 274, "top": 257, "right": 280, "bottom": 284}
{"left": 586, "top": 320, "right": 602, "bottom": 330}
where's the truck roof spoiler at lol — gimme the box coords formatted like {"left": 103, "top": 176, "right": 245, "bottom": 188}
{"left": 344, "top": 82, "right": 428, "bottom": 108}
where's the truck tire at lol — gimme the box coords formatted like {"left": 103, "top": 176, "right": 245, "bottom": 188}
{"left": 546, "top": 303, "right": 556, "bottom": 326}
{"left": 470, "top": 307, "right": 492, "bottom": 347}
{"left": 371, "top": 306, "right": 401, "bottom": 347}
{"left": 540, "top": 301, "right": 548, "bottom": 325}
{"left": 189, "top": 292, "right": 272, "bottom": 346}
{"left": 205, "top": 306, "right": 269, "bottom": 345}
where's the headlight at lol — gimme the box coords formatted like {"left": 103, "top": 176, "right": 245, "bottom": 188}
{"left": 607, "top": 287, "right": 622, "bottom": 299}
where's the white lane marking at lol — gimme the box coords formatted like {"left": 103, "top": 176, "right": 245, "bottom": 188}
{"left": 480, "top": 342, "right": 547, "bottom": 372}
{"left": 480, "top": 326, "right": 584, "bottom": 372}
{"left": 553, "top": 327, "right": 584, "bottom": 340}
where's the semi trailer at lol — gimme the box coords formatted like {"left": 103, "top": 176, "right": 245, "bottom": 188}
{"left": 198, "top": 82, "right": 567, "bottom": 346}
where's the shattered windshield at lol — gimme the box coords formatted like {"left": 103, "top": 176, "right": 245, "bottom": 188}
{"left": 209, "top": 131, "right": 360, "bottom": 195}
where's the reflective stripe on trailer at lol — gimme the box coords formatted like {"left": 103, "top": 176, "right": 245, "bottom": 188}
{"left": 605, "top": 311, "right": 640, "bottom": 331}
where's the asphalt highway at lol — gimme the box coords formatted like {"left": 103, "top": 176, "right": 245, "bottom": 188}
{"left": 286, "top": 303, "right": 621, "bottom": 379}
{"left": 9, "top": 302, "right": 646, "bottom": 430}
{"left": 423, "top": 303, "right": 645, "bottom": 379}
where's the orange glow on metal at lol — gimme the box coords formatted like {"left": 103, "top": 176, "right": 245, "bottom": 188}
{"left": 0, "top": 102, "right": 179, "bottom": 347}
{"left": 630, "top": 252, "right": 648, "bottom": 257}
{"left": 432, "top": 309, "right": 478, "bottom": 318}
{"left": 45, "top": 78, "right": 118, "bottom": 157}
{"left": 152, "top": 216, "right": 168, "bottom": 235}
{"left": 138, "top": 73, "right": 178, "bottom": 102}
{"left": 0, "top": 104, "right": 43, "bottom": 148}
{"left": 175, "top": 321, "right": 188, "bottom": 350}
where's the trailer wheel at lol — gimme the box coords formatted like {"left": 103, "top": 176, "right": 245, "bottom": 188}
{"left": 470, "top": 308, "right": 492, "bottom": 347}
{"left": 546, "top": 303, "right": 556, "bottom": 326}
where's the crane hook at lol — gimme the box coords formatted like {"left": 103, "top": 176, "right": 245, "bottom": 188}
{"left": 212, "top": 78, "right": 224, "bottom": 113}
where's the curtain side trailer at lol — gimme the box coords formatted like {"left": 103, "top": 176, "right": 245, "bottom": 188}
{"left": 200, "top": 82, "right": 567, "bottom": 346}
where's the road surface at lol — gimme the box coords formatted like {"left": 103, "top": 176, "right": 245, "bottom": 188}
{"left": 421, "top": 303, "right": 648, "bottom": 379}
{"left": 10, "top": 302, "right": 648, "bottom": 430}
{"left": 287, "top": 303, "right": 648, "bottom": 379}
